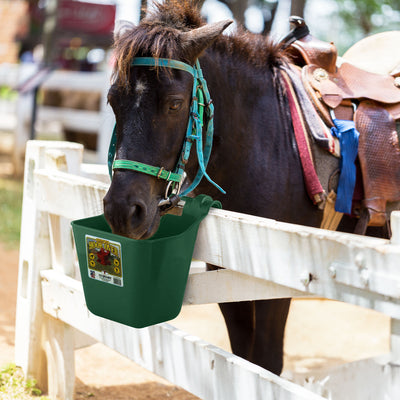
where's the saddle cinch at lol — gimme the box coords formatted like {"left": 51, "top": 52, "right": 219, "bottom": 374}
{"left": 284, "top": 17, "right": 400, "bottom": 231}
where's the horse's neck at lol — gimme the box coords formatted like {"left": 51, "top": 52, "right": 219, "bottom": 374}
{"left": 194, "top": 49, "right": 321, "bottom": 226}
{"left": 200, "top": 50, "right": 289, "bottom": 155}
{"left": 200, "top": 49, "right": 293, "bottom": 167}
{"left": 201, "top": 51, "right": 278, "bottom": 119}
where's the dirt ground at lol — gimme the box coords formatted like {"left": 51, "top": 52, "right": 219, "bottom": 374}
{"left": 0, "top": 241, "right": 390, "bottom": 399}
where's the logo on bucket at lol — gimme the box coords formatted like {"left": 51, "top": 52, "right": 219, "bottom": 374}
{"left": 85, "top": 235, "right": 123, "bottom": 287}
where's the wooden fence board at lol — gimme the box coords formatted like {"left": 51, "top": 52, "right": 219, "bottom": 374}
{"left": 40, "top": 270, "right": 324, "bottom": 400}
{"left": 193, "top": 208, "right": 400, "bottom": 318}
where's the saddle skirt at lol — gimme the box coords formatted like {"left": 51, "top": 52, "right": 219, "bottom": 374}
{"left": 305, "top": 61, "right": 400, "bottom": 109}
{"left": 285, "top": 24, "right": 400, "bottom": 227}
{"left": 355, "top": 101, "right": 400, "bottom": 225}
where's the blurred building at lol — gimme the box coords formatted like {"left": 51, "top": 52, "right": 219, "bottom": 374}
{"left": 0, "top": 0, "right": 29, "bottom": 63}
{"left": 42, "top": 0, "right": 116, "bottom": 71}
{"left": 0, "top": 0, "right": 117, "bottom": 71}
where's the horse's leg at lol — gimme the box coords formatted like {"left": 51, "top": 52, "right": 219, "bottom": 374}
{"left": 218, "top": 298, "right": 291, "bottom": 375}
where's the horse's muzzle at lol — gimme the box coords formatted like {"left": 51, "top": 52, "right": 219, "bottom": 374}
{"left": 103, "top": 182, "right": 161, "bottom": 240}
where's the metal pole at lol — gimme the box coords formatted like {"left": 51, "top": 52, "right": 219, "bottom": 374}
{"left": 30, "top": 87, "right": 39, "bottom": 140}
{"left": 42, "top": 0, "right": 59, "bottom": 65}
{"left": 30, "top": 0, "right": 58, "bottom": 139}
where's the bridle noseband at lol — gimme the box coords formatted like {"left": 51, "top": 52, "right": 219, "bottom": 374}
{"left": 107, "top": 57, "right": 225, "bottom": 210}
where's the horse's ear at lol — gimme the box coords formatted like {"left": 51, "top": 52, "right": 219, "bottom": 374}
{"left": 114, "top": 20, "right": 135, "bottom": 41}
{"left": 180, "top": 20, "right": 233, "bottom": 58}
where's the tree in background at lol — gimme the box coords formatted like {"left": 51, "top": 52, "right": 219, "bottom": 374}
{"left": 139, "top": 1, "right": 308, "bottom": 34}
{"left": 219, "top": 0, "right": 248, "bottom": 26}
{"left": 234, "top": 0, "right": 399, "bottom": 51}
{"left": 138, "top": 0, "right": 399, "bottom": 45}
{"left": 251, "top": 0, "right": 279, "bottom": 34}
{"left": 219, "top": 0, "right": 307, "bottom": 34}
{"left": 190, "top": 0, "right": 307, "bottom": 34}
{"left": 335, "top": 0, "right": 400, "bottom": 36}
{"left": 140, "top": 0, "right": 147, "bottom": 20}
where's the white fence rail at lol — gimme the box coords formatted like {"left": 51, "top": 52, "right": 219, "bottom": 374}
{"left": 0, "top": 63, "right": 114, "bottom": 175}
{"left": 15, "top": 141, "right": 400, "bottom": 399}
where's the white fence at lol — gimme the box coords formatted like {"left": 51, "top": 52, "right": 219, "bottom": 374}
{"left": 0, "top": 63, "right": 114, "bottom": 175}
{"left": 14, "top": 140, "right": 400, "bottom": 399}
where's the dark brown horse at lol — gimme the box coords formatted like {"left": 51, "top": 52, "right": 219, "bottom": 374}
{"left": 103, "top": 0, "right": 349, "bottom": 375}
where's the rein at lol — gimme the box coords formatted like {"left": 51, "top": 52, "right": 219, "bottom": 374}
{"left": 108, "top": 57, "right": 225, "bottom": 209}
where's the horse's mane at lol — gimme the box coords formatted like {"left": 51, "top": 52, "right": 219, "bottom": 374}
{"left": 113, "top": 0, "right": 287, "bottom": 87}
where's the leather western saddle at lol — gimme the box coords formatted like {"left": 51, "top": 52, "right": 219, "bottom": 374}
{"left": 283, "top": 17, "right": 400, "bottom": 232}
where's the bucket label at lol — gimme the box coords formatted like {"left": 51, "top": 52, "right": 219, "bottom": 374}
{"left": 85, "top": 235, "right": 123, "bottom": 287}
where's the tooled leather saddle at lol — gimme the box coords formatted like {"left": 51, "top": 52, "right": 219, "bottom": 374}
{"left": 283, "top": 17, "right": 400, "bottom": 232}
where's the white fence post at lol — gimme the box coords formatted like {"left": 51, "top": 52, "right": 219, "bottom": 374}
{"left": 389, "top": 211, "right": 400, "bottom": 400}
{"left": 14, "top": 140, "right": 83, "bottom": 396}
{"left": 42, "top": 316, "right": 76, "bottom": 400}
{"left": 391, "top": 211, "right": 400, "bottom": 246}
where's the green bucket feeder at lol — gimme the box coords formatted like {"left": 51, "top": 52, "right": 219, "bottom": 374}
{"left": 71, "top": 195, "right": 220, "bottom": 328}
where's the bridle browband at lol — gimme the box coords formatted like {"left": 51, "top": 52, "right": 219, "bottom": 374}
{"left": 107, "top": 57, "right": 225, "bottom": 210}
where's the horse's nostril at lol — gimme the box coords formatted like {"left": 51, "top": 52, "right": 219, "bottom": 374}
{"left": 130, "top": 204, "right": 139, "bottom": 219}
{"left": 130, "top": 202, "right": 145, "bottom": 223}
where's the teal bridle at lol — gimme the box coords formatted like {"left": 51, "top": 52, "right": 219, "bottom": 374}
{"left": 107, "top": 57, "right": 225, "bottom": 208}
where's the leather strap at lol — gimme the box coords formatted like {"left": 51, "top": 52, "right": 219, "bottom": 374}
{"left": 131, "top": 58, "right": 195, "bottom": 77}
{"left": 281, "top": 70, "right": 325, "bottom": 205}
{"left": 108, "top": 124, "right": 117, "bottom": 178}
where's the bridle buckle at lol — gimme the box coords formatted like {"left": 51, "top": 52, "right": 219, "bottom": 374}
{"left": 156, "top": 167, "right": 164, "bottom": 179}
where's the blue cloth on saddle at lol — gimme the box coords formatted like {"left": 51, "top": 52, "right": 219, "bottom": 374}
{"left": 331, "top": 119, "right": 360, "bottom": 214}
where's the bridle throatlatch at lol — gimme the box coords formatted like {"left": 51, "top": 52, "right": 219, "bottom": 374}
{"left": 107, "top": 57, "right": 225, "bottom": 210}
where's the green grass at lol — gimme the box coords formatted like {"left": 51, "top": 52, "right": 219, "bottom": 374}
{"left": 0, "top": 86, "right": 17, "bottom": 101}
{"left": 0, "top": 363, "right": 51, "bottom": 399}
{"left": 0, "top": 178, "right": 23, "bottom": 249}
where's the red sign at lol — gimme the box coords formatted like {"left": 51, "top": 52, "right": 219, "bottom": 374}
{"left": 57, "top": 0, "right": 116, "bottom": 34}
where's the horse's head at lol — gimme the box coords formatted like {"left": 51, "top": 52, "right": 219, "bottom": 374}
{"left": 103, "top": 3, "right": 231, "bottom": 239}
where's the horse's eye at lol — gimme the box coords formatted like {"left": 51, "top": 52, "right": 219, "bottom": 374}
{"left": 169, "top": 100, "right": 183, "bottom": 112}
